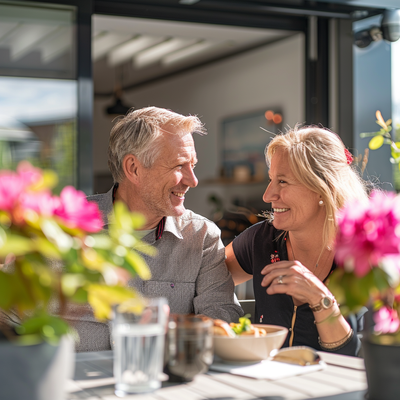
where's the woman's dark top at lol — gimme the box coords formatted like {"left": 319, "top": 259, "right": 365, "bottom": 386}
{"left": 232, "top": 220, "right": 364, "bottom": 356}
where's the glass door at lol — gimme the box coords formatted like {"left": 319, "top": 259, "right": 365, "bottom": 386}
{"left": 0, "top": 1, "right": 78, "bottom": 193}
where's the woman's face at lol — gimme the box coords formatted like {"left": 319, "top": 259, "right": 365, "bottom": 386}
{"left": 263, "top": 148, "right": 325, "bottom": 233}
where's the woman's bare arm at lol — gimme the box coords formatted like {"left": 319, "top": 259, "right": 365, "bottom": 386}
{"left": 225, "top": 242, "right": 253, "bottom": 285}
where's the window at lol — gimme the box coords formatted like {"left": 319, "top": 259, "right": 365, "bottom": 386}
{"left": 0, "top": 2, "right": 77, "bottom": 193}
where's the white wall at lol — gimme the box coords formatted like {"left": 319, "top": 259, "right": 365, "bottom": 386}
{"left": 93, "top": 33, "right": 305, "bottom": 217}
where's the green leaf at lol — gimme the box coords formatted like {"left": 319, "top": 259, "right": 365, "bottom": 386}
{"left": 133, "top": 240, "right": 158, "bottom": 257}
{"left": 17, "top": 314, "right": 70, "bottom": 342}
{"left": 231, "top": 314, "right": 252, "bottom": 335}
{"left": 130, "top": 213, "right": 147, "bottom": 231}
{"left": 360, "top": 131, "right": 381, "bottom": 138}
{"left": 70, "top": 287, "right": 88, "bottom": 303}
{"left": 61, "top": 273, "right": 86, "bottom": 297}
{"left": 0, "top": 233, "right": 33, "bottom": 257}
{"left": 87, "top": 284, "right": 137, "bottom": 320}
{"left": 0, "top": 271, "right": 12, "bottom": 309}
{"left": 125, "top": 251, "right": 151, "bottom": 280}
{"left": 40, "top": 219, "right": 73, "bottom": 252}
{"left": 329, "top": 269, "right": 371, "bottom": 313}
{"left": 87, "top": 234, "right": 112, "bottom": 250}
{"left": 369, "top": 135, "right": 384, "bottom": 150}
{"left": 327, "top": 269, "right": 346, "bottom": 305}
{"left": 33, "top": 237, "right": 62, "bottom": 259}
{"left": 391, "top": 145, "right": 400, "bottom": 159}
{"left": 371, "top": 267, "right": 390, "bottom": 292}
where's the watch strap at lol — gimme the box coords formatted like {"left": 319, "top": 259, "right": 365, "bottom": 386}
{"left": 309, "top": 296, "right": 335, "bottom": 312}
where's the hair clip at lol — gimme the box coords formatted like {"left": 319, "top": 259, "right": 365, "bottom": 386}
{"left": 344, "top": 149, "right": 353, "bottom": 165}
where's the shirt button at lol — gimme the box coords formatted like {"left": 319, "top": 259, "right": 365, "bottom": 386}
{"left": 289, "top": 328, "right": 292, "bottom": 331}
{"left": 170, "top": 283, "right": 175, "bottom": 288}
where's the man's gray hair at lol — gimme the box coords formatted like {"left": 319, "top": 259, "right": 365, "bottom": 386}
{"left": 108, "top": 106, "right": 206, "bottom": 183}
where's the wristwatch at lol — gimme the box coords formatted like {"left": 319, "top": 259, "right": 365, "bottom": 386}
{"left": 309, "top": 295, "right": 336, "bottom": 312}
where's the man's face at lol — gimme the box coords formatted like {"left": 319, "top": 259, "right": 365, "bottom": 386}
{"left": 137, "top": 128, "right": 198, "bottom": 225}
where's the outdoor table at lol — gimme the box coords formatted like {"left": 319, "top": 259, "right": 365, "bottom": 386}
{"left": 67, "top": 350, "right": 367, "bottom": 399}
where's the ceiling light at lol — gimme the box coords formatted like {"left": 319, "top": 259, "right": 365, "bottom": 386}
{"left": 133, "top": 38, "right": 197, "bottom": 68}
{"left": 92, "top": 32, "right": 132, "bottom": 61}
{"left": 161, "top": 40, "right": 219, "bottom": 66}
{"left": 105, "top": 87, "right": 132, "bottom": 116}
{"left": 108, "top": 35, "right": 165, "bottom": 67}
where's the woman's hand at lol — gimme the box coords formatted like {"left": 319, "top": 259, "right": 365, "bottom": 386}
{"left": 261, "top": 260, "right": 331, "bottom": 306}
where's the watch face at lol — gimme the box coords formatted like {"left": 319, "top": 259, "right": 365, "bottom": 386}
{"left": 322, "top": 297, "right": 332, "bottom": 308}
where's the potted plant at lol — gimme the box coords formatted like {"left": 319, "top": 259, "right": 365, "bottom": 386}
{"left": 0, "top": 161, "right": 154, "bottom": 400}
{"left": 328, "top": 189, "right": 400, "bottom": 400}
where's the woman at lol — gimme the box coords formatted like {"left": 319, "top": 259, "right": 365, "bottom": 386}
{"left": 226, "top": 126, "right": 368, "bottom": 356}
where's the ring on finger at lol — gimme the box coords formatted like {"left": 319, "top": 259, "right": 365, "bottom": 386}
{"left": 277, "top": 275, "right": 284, "bottom": 285}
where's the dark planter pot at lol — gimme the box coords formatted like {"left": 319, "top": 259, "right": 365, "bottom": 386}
{"left": 0, "top": 336, "right": 74, "bottom": 400}
{"left": 362, "top": 337, "right": 400, "bottom": 400}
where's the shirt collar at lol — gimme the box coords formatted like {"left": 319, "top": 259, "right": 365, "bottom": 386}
{"left": 163, "top": 215, "right": 184, "bottom": 240}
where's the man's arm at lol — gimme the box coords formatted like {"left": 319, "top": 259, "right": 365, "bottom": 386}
{"left": 192, "top": 223, "right": 244, "bottom": 323}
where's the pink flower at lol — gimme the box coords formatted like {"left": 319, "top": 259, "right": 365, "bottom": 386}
{"left": 55, "top": 186, "right": 103, "bottom": 232}
{"left": 17, "top": 161, "right": 43, "bottom": 187}
{"left": 0, "top": 171, "right": 26, "bottom": 212}
{"left": 20, "top": 191, "right": 60, "bottom": 218}
{"left": 374, "top": 306, "right": 400, "bottom": 334}
{"left": 335, "top": 191, "right": 400, "bottom": 277}
{"left": 0, "top": 162, "right": 43, "bottom": 213}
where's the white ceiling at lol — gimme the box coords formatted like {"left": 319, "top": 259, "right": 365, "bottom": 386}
{"left": 92, "top": 14, "right": 294, "bottom": 94}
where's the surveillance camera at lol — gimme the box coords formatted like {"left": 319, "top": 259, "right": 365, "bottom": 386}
{"left": 381, "top": 9, "right": 400, "bottom": 42}
{"left": 354, "top": 26, "right": 382, "bottom": 48}
{"left": 354, "top": 29, "right": 373, "bottom": 48}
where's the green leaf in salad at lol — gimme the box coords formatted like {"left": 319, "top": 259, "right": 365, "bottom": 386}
{"left": 231, "top": 314, "right": 252, "bottom": 335}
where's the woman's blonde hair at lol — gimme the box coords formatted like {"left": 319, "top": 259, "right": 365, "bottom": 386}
{"left": 265, "top": 125, "right": 368, "bottom": 247}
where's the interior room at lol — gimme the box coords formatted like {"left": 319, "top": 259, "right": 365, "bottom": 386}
{"left": 92, "top": 14, "right": 304, "bottom": 221}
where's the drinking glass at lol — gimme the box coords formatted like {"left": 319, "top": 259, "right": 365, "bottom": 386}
{"left": 112, "top": 297, "right": 169, "bottom": 396}
{"left": 164, "top": 314, "right": 214, "bottom": 382}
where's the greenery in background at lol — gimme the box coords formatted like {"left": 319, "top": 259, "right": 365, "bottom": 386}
{"left": 53, "top": 121, "right": 77, "bottom": 193}
{"left": 0, "top": 162, "right": 154, "bottom": 344}
{"left": 0, "top": 119, "right": 77, "bottom": 194}
{"left": 360, "top": 110, "right": 400, "bottom": 191}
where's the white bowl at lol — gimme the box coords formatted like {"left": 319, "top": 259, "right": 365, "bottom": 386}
{"left": 213, "top": 324, "right": 288, "bottom": 363}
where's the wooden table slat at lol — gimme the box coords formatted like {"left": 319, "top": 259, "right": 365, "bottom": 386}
{"left": 184, "top": 374, "right": 255, "bottom": 399}
{"left": 68, "top": 351, "right": 368, "bottom": 400}
{"left": 210, "top": 373, "right": 308, "bottom": 400}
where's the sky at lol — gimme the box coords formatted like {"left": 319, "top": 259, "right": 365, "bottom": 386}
{"left": 0, "top": 77, "right": 76, "bottom": 126}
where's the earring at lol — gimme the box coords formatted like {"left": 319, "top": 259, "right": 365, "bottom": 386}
{"left": 319, "top": 200, "right": 324, "bottom": 206}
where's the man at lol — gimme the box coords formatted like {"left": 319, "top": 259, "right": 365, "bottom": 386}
{"left": 74, "top": 107, "right": 242, "bottom": 351}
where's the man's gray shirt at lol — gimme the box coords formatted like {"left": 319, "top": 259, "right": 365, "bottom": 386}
{"left": 65, "top": 187, "right": 243, "bottom": 351}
